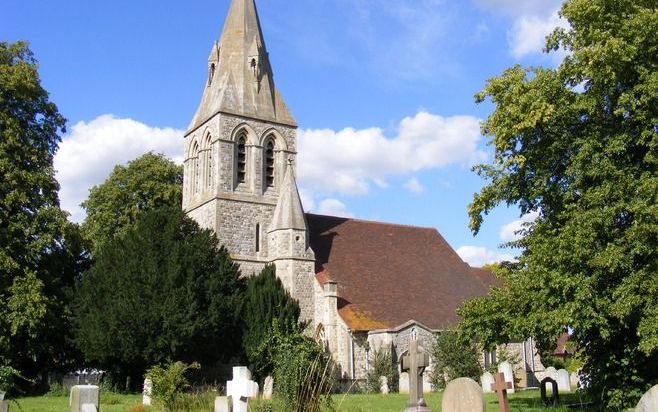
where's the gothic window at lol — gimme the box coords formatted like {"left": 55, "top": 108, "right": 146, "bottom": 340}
{"left": 205, "top": 134, "right": 213, "bottom": 188}
{"left": 236, "top": 134, "right": 247, "bottom": 185}
{"left": 255, "top": 223, "right": 260, "bottom": 253}
{"left": 191, "top": 141, "right": 200, "bottom": 195}
{"left": 264, "top": 138, "right": 275, "bottom": 188}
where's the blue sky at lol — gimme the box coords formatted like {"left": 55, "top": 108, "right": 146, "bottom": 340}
{"left": 2, "top": 0, "right": 566, "bottom": 266}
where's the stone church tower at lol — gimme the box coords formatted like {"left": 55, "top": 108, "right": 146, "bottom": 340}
{"left": 182, "top": 0, "right": 316, "bottom": 321}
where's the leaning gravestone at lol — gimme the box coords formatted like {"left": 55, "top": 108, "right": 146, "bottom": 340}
{"left": 380, "top": 376, "right": 390, "bottom": 394}
{"left": 262, "top": 376, "right": 274, "bottom": 400}
{"left": 214, "top": 396, "right": 232, "bottom": 412}
{"left": 69, "top": 385, "right": 99, "bottom": 412}
{"left": 226, "top": 367, "right": 258, "bottom": 412}
{"left": 481, "top": 372, "right": 494, "bottom": 394}
{"left": 555, "top": 369, "right": 571, "bottom": 393}
{"left": 636, "top": 384, "right": 658, "bottom": 412}
{"left": 142, "top": 377, "right": 153, "bottom": 406}
{"left": 544, "top": 367, "right": 558, "bottom": 380}
{"left": 497, "top": 362, "right": 515, "bottom": 394}
{"left": 442, "top": 378, "right": 486, "bottom": 412}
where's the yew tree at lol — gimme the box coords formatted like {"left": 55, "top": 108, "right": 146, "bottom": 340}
{"left": 460, "top": 0, "right": 657, "bottom": 409}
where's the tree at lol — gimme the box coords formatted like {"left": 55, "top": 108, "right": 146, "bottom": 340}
{"left": 461, "top": 0, "right": 658, "bottom": 409}
{"left": 81, "top": 152, "right": 183, "bottom": 253}
{"left": 0, "top": 41, "right": 87, "bottom": 390}
{"left": 240, "top": 265, "right": 300, "bottom": 380}
{"left": 74, "top": 206, "right": 244, "bottom": 387}
{"left": 428, "top": 331, "right": 482, "bottom": 390}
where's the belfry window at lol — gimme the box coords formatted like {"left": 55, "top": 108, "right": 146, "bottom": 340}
{"left": 265, "top": 139, "right": 275, "bottom": 188}
{"left": 236, "top": 135, "right": 247, "bottom": 184}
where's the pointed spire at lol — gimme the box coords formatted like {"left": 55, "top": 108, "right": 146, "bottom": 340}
{"left": 189, "top": 0, "right": 296, "bottom": 131}
{"left": 271, "top": 160, "right": 308, "bottom": 231}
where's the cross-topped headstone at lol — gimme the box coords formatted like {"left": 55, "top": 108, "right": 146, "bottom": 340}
{"left": 491, "top": 373, "right": 512, "bottom": 412}
{"left": 226, "top": 367, "right": 258, "bottom": 412}
{"left": 401, "top": 337, "right": 430, "bottom": 412}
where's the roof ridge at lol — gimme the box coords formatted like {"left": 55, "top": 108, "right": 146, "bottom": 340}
{"left": 306, "top": 212, "right": 439, "bottom": 232}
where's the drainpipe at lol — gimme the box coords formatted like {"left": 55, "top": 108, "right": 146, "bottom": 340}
{"left": 350, "top": 332, "right": 355, "bottom": 380}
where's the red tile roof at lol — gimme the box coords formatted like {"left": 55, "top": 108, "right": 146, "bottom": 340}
{"left": 307, "top": 214, "right": 497, "bottom": 331}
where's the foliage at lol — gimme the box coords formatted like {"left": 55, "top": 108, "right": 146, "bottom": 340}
{"left": 262, "top": 320, "right": 334, "bottom": 412}
{"left": 0, "top": 365, "right": 19, "bottom": 394}
{"left": 81, "top": 152, "right": 183, "bottom": 253}
{"left": 485, "top": 345, "right": 520, "bottom": 375}
{"left": 365, "top": 346, "right": 398, "bottom": 394}
{"left": 241, "top": 265, "right": 300, "bottom": 380}
{"left": 73, "top": 206, "right": 244, "bottom": 386}
{"left": 461, "top": 0, "right": 658, "bottom": 408}
{"left": 146, "top": 361, "right": 200, "bottom": 411}
{"left": 428, "top": 331, "right": 482, "bottom": 390}
{"left": 0, "top": 40, "right": 89, "bottom": 390}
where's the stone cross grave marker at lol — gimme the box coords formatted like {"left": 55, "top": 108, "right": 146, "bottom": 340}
{"left": 481, "top": 372, "right": 494, "bottom": 394}
{"left": 142, "top": 377, "right": 153, "bottom": 406}
{"left": 69, "top": 385, "right": 99, "bottom": 412}
{"left": 401, "top": 338, "right": 430, "bottom": 412}
{"left": 491, "top": 373, "right": 511, "bottom": 412}
{"left": 442, "top": 377, "right": 486, "bottom": 412}
{"left": 636, "top": 384, "right": 658, "bottom": 412}
{"left": 226, "top": 367, "right": 259, "bottom": 412}
{"left": 556, "top": 369, "right": 571, "bottom": 393}
{"left": 262, "top": 376, "right": 274, "bottom": 400}
{"left": 497, "top": 361, "right": 515, "bottom": 394}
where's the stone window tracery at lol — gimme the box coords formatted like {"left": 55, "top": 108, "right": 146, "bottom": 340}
{"left": 264, "top": 137, "right": 275, "bottom": 188}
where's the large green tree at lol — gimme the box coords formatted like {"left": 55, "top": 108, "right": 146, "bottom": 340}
{"left": 460, "top": 0, "right": 657, "bottom": 409}
{"left": 0, "top": 41, "right": 87, "bottom": 389}
{"left": 74, "top": 206, "right": 244, "bottom": 386}
{"left": 81, "top": 152, "right": 182, "bottom": 253}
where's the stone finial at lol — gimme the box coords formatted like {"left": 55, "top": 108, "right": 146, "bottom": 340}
{"left": 270, "top": 161, "right": 307, "bottom": 232}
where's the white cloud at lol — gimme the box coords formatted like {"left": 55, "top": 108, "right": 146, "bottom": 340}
{"left": 404, "top": 177, "right": 424, "bottom": 194}
{"left": 55, "top": 115, "right": 184, "bottom": 223}
{"left": 457, "top": 245, "right": 515, "bottom": 267}
{"left": 474, "top": 0, "right": 563, "bottom": 18}
{"left": 499, "top": 211, "right": 540, "bottom": 242}
{"left": 508, "top": 10, "right": 569, "bottom": 59}
{"left": 298, "top": 112, "right": 485, "bottom": 196}
{"left": 316, "top": 199, "right": 353, "bottom": 218}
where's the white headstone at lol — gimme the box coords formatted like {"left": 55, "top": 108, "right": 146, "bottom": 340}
{"left": 545, "top": 367, "right": 558, "bottom": 380}
{"left": 481, "top": 372, "right": 494, "bottom": 393}
{"left": 569, "top": 372, "right": 580, "bottom": 389}
{"left": 215, "top": 396, "right": 233, "bottom": 412}
{"left": 399, "top": 372, "right": 410, "bottom": 394}
{"left": 422, "top": 370, "right": 432, "bottom": 393}
{"left": 497, "top": 362, "right": 515, "bottom": 394}
{"left": 69, "top": 385, "right": 99, "bottom": 412}
{"left": 142, "top": 377, "right": 153, "bottom": 406}
{"left": 0, "top": 400, "right": 8, "bottom": 412}
{"left": 226, "top": 367, "right": 259, "bottom": 412}
{"left": 441, "top": 377, "right": 486, "bottom": 412}
{"left": 379, "top": 376, "right": 389, "bottom": 394}
{"left": 262, "top": 376, "right": 274, "bottom": 400}
{"left": 556, "top": 369, "right": 571, "bottom": 393}
{"left": 636, "top": 384, "right": 658, "bottom": 412}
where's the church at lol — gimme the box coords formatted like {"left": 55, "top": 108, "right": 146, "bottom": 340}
{"left": 180, "top": 0, "right": 538, "bottom": 388}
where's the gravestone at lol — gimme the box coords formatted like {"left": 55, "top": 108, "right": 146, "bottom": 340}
{"left": 399, "top": 372, "right": 409, "bottom": 394}
{"left": 401, "top": 338, "right": 430, "bottom": 412}
{"left": 442, "top": 377, "right": 485, "bottom": 412}
{"left": 540, "top": 377, "right": 559, "bottom": 407}
{"left": 555, "top": 369, "right": 571, "bottom": 393}
{"left": 69, "top": 385, "right": 99, "bottom": 412}
{"left": 481, "top": 372, "right": 494, "bottom": 394}
{"left": 544, "top": 367, "right": 558, "bottom": 380}
{"left": 215, "top": 396, "right": 232, "bottom": 412}
{"left": 497, "top": 361, "right": 515, "bottom": 394}
{"left": 142, "top": 377, "right": 153, "bottom": 406}
{"left": 262, "top": 376, "right": 274, "bottom": 400}
{"left": 636, "top": 384, "right": 658, "bottom": 412}
{"left": 0, "top": 400, "right": 7, "bottom": 412}
{"left": 380, "top": 376, "right": 390, "bottom": 394}
{"left": 226, "top": 367, "right": 258, "bottom": 412}
{"left": 569, "top": 372, "right": 579, "bottom": 389}
{"left": 491, "top": 373, "right": 511, "bottom": 412}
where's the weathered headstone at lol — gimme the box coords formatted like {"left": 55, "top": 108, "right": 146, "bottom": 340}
{"left": 497, "top": 361, "right": 515, "bottom": 394}
{"left": 540, "top": 377, "right": 560, "bottom": 407}
{"left": 226, "top": 367, "right": 258, "bottom": 412}
{"left": 262, "top": 376, "right": 274, "bottom": 400}
{"left": 481, "top": 372, "right": 494, "bottom": 394}
{"left": 401, "top": 338, "right": 431, "bottom": 412}
{"left": 636, "top": 384, "right": 658, "bottom": 412}
{"left": 69, "top": 385, "right": 99, "bottom": 412}
{"left": 491, "top": 373, "right": 511, "bottom": 412}
{"left": 442, "top": 378, "right": 485, "bottom": 412}
{"left": 544, "top": 366, "right": 558, "bottom": 380}
{"left": 380, "top": 376, "right": 390, "bottom": 394}
{"left": 555, "top": 369, "right": 571, "bottom": 393}
{"left": 0, "top": 400, "right": 8, "bottom": 412}
{"left": 399, "top": 372, "right": 409, "bottom": 394}
{"left": 214, "top": 396, "right": 232, "bottom": 412}
{"left": 569, "top": 372, "right": 580, "bottom": 389}
{"left": 142, "top": 377, "right": 152, "bottom": 406}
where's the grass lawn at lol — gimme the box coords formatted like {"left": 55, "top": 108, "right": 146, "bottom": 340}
{"left": 13, "top": 390, "right": 593, "bottom": 411}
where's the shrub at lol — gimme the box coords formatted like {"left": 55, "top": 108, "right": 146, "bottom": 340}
{"left": 429, "top": 331, "right": 482, "bottom": 390}
{"left": 146, "top": 361, "right": 200, "bottom": 411}
{"left": 0, "top": 365, "right": 19, "bottom": 395}
{"left": 365, "top": 346, "right": 399, "bottom": 394}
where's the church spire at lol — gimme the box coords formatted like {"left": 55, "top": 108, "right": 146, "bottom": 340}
{"left": 270, "top": 160, "right": 308, "bottom": 231}
{"left": 188, "top": 0, "right": 296, "bottom": 132}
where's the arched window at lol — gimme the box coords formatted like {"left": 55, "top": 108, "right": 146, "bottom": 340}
{"left": 255, "top": 223, "right": 260, "bottom": 253}
{"left": 264, "top": 138, "right": 275, "bottom": 188}
{"left": 236, "top": 134, "right": 247, "bottom": 185}
{"left": 205, "top": 135, "right": 213, "bottom": 188}
{"left": 191, "top": 142, "right": 200, "bottom": 194}
{"left": 208, "top": 63, "right": 216, "bottom": 86}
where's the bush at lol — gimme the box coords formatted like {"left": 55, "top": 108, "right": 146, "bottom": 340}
{"left": 146, "top": 361, "right": 200, "bottom": 411}
{"left": 0, "top": 365, "right": 19, "bottom": 395}
{"left": 429, "top": 331, "right": 482, "bottom": 390}
{"left": 365, "top": 346, "right": 399, "bottom": 394}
